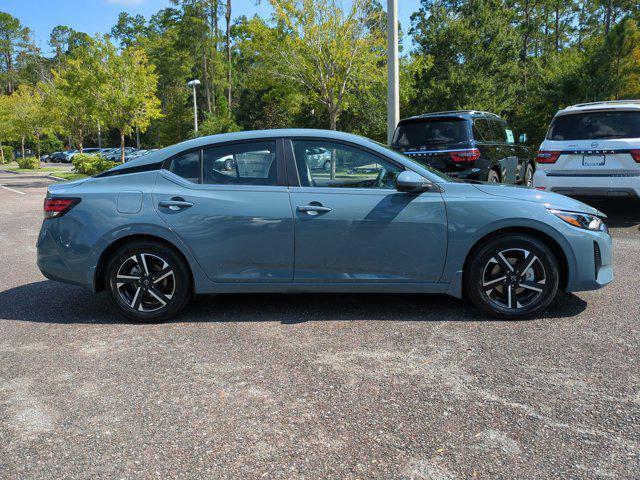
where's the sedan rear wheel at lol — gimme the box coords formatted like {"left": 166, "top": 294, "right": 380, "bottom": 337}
{"left": 106, "top": 241, "right": 191, "bottom": 322}
{"left": 466, "top": 234, "right": 559, "bottom": 319}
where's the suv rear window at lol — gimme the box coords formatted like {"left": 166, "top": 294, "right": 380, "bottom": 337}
{"left": 548, "top": 111, "right": 640, "bottom": 140}
{"left": 393, "top": 118, "right": 470, "bottom": 147}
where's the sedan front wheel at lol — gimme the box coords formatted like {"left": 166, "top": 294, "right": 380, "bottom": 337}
{"left": 465, "top": 234, "right": 559, "bottom": 319}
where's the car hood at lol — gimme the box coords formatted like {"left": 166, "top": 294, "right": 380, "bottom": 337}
{"left": 471, "top": 184, "right": 602, "bottom": 216}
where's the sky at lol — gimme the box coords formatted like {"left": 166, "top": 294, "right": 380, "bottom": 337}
{"left": 2, "top": 0, "right": 418, "bottom": 56}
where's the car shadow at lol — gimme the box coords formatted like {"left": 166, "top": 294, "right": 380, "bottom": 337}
{"left": 0, "top": 280, "right": 587, "bottom": 325}
{"left": 581, "top": 198, "right": 640, "bottom": 229}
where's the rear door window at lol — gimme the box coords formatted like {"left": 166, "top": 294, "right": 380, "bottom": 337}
{"left": 167, "top": 150, "right": 201, "bottom": 183}
{"left": 202, "top": 141, "right": 278, "bottom": 186}
{"left": 473, "top": 118, "right": 493, "bottom": 142}
{"left": 393, "top": 118, "right": 471, "bottom": 147}
{"left": 548, "top": 111, "right": 640, "bottom": 140}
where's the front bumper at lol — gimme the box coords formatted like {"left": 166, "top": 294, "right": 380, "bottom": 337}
{"left": 533, "top": 170, "right": 640, "bottom": 198}
{"left": 564, "top": 228, "right": 613, "bottom": 292}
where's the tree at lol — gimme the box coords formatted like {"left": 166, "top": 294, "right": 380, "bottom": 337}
{"left": 267, "top": 0, "right": 385, "bottom": 131}
{"left": 0, "top": 12, "right": 36, "bottom": 94}
{"left": 110, "top": 13, "right": 147, "bottom": 48}
{"left": 102, "top": 43, "right": 162, "bottom": 162}
{"left": 0, "top": 93, "right": 18, "bottom": 163}
{"left": 6, "top": 84, "right": 53, "bottom": 161}
{"left": 47, "top": 38, "right": 108, "bottom": 152}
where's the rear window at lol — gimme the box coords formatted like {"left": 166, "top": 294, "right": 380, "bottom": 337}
{"left": 548, "top": 111, "right": 640, "bottom": 140}
{"left": 393, "top": 118, "right": 470, "bottom": 147}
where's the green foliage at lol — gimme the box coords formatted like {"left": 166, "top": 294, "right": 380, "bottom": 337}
{"left": 195, "top": 112, "right": 241, "bottom": 137}
{"left": 16, "top": 155, "right": 39, "bottom": 169}
{"left": 40, "top": 134, "right": 64, "bottom": 155}
{"left": 72, "top": 154, "right": 116, "bottom": 176}
{"left": 0, "top": 144, "right": 14, "bottom": 164}
{"left": 101, "top": 42, "right": 162, "bottom": 161}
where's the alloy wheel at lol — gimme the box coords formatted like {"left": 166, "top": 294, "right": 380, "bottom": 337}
{"left": 524, "top": 165, "right": 533, "bottom": 187}
{"left": 481, "top": 248, "right": 546, "bottom": 310}
{"left": 115, "top": 253, "right": 175, "bottom": 312}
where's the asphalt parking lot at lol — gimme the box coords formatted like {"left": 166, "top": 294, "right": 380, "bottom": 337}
{"left": 1, "top": 170, "right": 638, "bottom": 479}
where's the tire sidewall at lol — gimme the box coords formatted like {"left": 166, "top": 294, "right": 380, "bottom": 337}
{"left": 466, "top": 234, "right": 560, "bottom": 319}
{"left": 487, "top": 170, "right": 500, "bottom": 183}
{"left": 105, "top": 241, "right": 191, "bottom": 322}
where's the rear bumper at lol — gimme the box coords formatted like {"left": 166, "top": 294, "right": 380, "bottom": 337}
{"left": 533, "top": 170, "right": 640, "bottom": 198}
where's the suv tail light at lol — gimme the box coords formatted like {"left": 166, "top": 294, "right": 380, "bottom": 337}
{"left": 449, "top": 148, "right": 480, "bottom": 163}
{"left": 536, "top": 151, "right": 561, "bottom": 163}
{"left": 630, "top": 149, "right": 640, "bottom": 163}
{"left": 44, "top": 197, "right": 80, "bottom": 219}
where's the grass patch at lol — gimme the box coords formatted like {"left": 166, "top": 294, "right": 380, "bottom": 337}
{"left": 50, "top": 172, "right": 88, "bottom": 181}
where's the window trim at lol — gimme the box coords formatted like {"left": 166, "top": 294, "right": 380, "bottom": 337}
{"left": 284, "top": 137, "right": 406, "bottom": 190}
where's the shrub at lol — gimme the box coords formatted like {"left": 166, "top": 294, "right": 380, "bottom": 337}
{"left": 0, "top": 145, "right": 14, "bottom": 164}
{"left": 17, "top": 156, "right": 40, "bottom": 169}
{"left": 72, "top": 154, "right": 117, "bottom": 176}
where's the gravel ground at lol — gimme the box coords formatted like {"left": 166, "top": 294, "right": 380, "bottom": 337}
{"left": 0, "top": 170, "right": 638, "bottom": 479}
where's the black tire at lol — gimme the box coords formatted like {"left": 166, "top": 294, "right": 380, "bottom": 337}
{"left": 323, "top": 160, "right": 331, "bottom": 172}
{"left": 523, "top": 163, "right": 534, "bottom": 187}
{"left": 465, "top": 234, "right": 559, "bottom": 319}
{"left": 105, "top": 240, "right": 192, "bottom": 322}
{"left": 487, "top": 169, "right": 500, "bottom": 183}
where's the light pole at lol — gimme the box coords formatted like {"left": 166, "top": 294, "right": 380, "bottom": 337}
{"left": 187, "top": 79, "right": 201, "bottom": 133}
{"left": 387, "top": 0, "right": 399, "bottom": 145}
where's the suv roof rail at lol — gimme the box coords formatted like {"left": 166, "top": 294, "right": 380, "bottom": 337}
{"left": 403, "top": 110, "right": 500, "bottom": 120}
{"left": 568, "top": 100, "right": 640, "bottom": 108}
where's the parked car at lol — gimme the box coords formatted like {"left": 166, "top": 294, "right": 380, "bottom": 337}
{"left": 48, "top": 152, "right": 64, "bottom": 163}
{"left": 50, "top": 150, "right": 76, "bottom": 163}
{"left": 37, "top": 129, "right": 612, "bottom": 323}
{"left": 40, "top": 154, "right": 50, "bottom": 162}
{"left": 533, "top": 100, "right": 640, "bottom": 199}
{"left": 306, "top": 147, "right": 332, "bottom": 171}
{"left": 105, "top": 147, "right": 136, "bottom": 161}
{"left": 391, "top": 111, "right": 535, "bottom": 185}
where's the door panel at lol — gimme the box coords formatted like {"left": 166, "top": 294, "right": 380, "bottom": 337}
{"left": 290, "top": 187, "right": 447, "bottom": 282}
{"left": 154, "top": 140, "right": 293, "bottom": 283}
{"left": 154, "top": 174, "right": 294, "bottom": 282}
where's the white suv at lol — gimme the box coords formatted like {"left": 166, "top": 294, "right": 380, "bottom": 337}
{"left": 533, "top": 100, "right": 640, "bottom": 199}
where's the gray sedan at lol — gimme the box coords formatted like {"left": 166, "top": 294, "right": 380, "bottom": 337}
{"left": 36, "top": 129, "right": 613, "bottom": 322}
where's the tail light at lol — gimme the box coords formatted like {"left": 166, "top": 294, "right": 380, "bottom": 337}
{"left": 536, "top": 151, "right": 561, "bottom": 164}
{"left": 43, "top": 197, "right": 80, "bottom": 219}
{"left": 449, "top": 148, "right": 480, "bottom": 163}
{"left": 630, "top": 149, "right": 640, "bottom": 163}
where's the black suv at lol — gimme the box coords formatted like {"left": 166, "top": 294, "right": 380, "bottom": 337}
{"left": 391, "top": 111, "right": 534, "bottom": 185}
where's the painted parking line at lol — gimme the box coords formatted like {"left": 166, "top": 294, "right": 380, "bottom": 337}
{"left": 0, "top": 184, "right": 26, "bottom": 195}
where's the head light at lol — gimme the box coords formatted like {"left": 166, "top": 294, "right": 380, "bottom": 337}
{"left": 548, "top": 209, "right": 608, "bottom": 232}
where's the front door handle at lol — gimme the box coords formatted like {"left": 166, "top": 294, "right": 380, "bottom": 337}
{"left": 159, "top": 199, "right": 194, "bottom": 211}
{"left": 297, "top": 205, "right": 332, "bottom": 215}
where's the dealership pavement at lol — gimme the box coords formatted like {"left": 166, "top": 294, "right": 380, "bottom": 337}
{"left": 0, "top": 169, "right": 638, "bottom": 479}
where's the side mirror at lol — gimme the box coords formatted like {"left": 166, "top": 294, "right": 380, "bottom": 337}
{"left": 396, "top": 171, "right": 433, "bottom": 193}
{"left": 518, "top": 133, "right": 528, "bottom": 144}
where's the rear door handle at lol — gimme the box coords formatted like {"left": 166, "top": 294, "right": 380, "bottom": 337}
{"left": 297, "top": 205, "right": 332, "bottom": 215}
{"left": 159, "top": 199, "right": 194, "bottom": 211}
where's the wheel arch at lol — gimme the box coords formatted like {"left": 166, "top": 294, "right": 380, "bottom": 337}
{"left": 94, "top": 233, "right": 194, "bottom": 293}
{"left": 461, "top": 226, "right": 570, "bottom": 295}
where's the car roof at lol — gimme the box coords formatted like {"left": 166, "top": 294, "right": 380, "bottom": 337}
{"left": 556, "top": 100, "right": 640, "bottom": 116}
{"left": 399, "top": 110, "right": 502, "bottom": 123}
{"left": 104, "top": 128, "right": 447, "bottom": 183}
